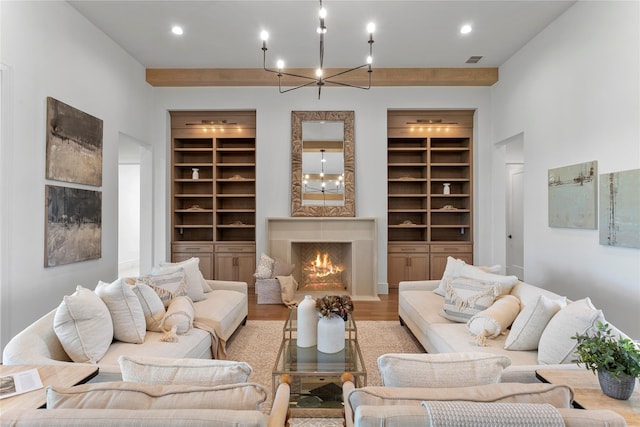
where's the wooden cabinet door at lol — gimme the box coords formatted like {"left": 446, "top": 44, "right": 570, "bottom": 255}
{"left": 215, "top": 252, "right": 255, "bottom": 285}
{"left": 388, "top": 253, "right": 429, "bottom": 288}
{"left": 172, "top": 243, "right": 214, "bottom": 279}
{"left": 430, "top": 251, "right": 472, "bottom": 280}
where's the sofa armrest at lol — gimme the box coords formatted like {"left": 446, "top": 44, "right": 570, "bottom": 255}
{"left": 205, "top": 280, "right": 248, "bottom": 295}
{"left": 342, "top": 373, "right": 356, "bottom": 427}
{"left": 556, "top": 408, "right": 626, "bottom": 427}
{"left": 268, "top": 375, "right": 291, "bottom": 427}
{"left": 399, "top": 280, "right": 440, "bottom": 292}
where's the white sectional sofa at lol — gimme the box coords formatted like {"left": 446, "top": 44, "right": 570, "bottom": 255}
{"left": 2, "top": 279, "right": 248, "bottom": 382}
{"left": 398, "top": 259, "right": 630, "bottom": 383}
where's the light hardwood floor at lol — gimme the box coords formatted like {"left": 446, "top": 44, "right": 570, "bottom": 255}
{"left": 248, "top": 288, "right": 400, "bottom": 322}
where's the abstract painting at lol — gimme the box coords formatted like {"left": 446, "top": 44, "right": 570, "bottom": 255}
{"left": 548, "top": 160, "right": 597, "bottom": 229}
{"left": 45, "top": 185, "right": 102, "bottom": 267}
{"left": 46, "top": 97, "right": 103, "bottom": 186}
{"left": 599, "top": 169, "right": 640, "bottom": 248}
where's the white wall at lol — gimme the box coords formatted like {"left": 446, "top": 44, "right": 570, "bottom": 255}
{"left": 150, "top": 86, "right": 493, "bottom": 292}
{"left": 0, "top": 1, "right": 153, "bottom": 351}
{"left": 491, "top": 1, "right": 640, "bottom": 337}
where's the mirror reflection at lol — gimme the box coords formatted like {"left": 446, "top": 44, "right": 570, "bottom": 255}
{"left": 302, "top": 121, "right": 345, "bottom": 206}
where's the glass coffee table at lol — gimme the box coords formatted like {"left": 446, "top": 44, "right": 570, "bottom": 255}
{"left": 272, "top": 309, "right": 367, "bottom": 415}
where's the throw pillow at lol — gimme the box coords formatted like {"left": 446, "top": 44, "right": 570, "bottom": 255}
{"left": 504, "top": 295, "right": 567, "bottom": 351}
{"left": 160, "top": 295, "right": 194, "bottom": 337}
{"left": 440, "top": 277, "right": 502, "bottom": 322}
{"left": 156, "top": 257, "right": 206, "bottom": 302}
{"left": 421, "top": 401, "right": 564, "bottom": 427}
{"left": 95, "top": 279, "right": 146, "bottom": 344}
{"left": 128, "top": 282, "right": 166, "bottom": 332}
{"left": 467, "top": 294, "right": 521, "bottom": 342}
{"left": 271, "top": 258, "right": 295, "bottom": 278}
{"left": 538, "top": 297, "right": 604, "bottom": 364}
{"left": 47, "top": 381, "right": 268, "bottom": 411}
{"left": 53, "top": 285, "right": 113, "bottom": 363}
{"left": 377, "top": 353, "right": 511, "bottom": 387}
{"left": 118, "top": 356, "right": 252, "bottom": 386}
{"left": 136, "top": 269, "right": 188, "bottom": 308}
{"left": 254, "top": 253, "right": 275, "bottom": 279}
{"left": 434, "top": 257, "right": 518, "bottom": 297}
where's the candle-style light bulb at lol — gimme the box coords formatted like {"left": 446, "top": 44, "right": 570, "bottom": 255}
{"left": 316, "top": 68, "right": 323, "bottom": 77}
{"left": 260, "top": 30, "right": 269, "bottom": 50}
{"left": 276, "top": 59, "right": 284, "bottom": 71}
{"left": 366, "top": 23, "right": 375, "bottom": 34}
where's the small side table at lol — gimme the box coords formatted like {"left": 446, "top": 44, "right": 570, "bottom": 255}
{"left": 536, "top": 369, "right": 639, "bottom": 425}
{"left": 0, "top": 365, "right": 99, "bottom": 413}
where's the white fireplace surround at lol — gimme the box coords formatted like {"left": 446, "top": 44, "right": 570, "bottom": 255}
{"left": 266, "top": 217, "right": 379, "bottom": 300}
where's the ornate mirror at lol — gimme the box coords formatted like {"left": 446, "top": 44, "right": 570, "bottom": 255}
{"left": 291, "top": 111, "right": 355, "bottom": 216}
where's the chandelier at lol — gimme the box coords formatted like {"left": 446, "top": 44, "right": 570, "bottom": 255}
{"left": 260, "top": 0, "right": 375, "bottom": 99}
{"left": 303, "top": 149, "right": 344, "bottom": 196}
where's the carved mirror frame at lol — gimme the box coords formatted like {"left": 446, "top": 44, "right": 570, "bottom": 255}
{"left": 291, "top": 111, "right": 355, "bottom": 217}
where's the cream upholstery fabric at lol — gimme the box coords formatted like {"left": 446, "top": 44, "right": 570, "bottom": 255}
{"left": 137, "top": 270, "right": 188, "bottom": 308}
{"left": 467, "top": 294, "right": 521, "bottom": 339}
{"left": 119, "top": 356, "right": 252, "bottom": 386}
{"left": 158, "top": 257, "right": 207, "bottom": 302}
{"left": 505, "top": 294, "right": 566, "bottom": 351}
{"left": 347, "top": 382, "right": 573, "bottom": 416}
{"left": 47, "top": 381, "right": 267, "bottom": 411}
{"left": 422, "top": 401, "right": 565, "bottom": 426}
{"left": 441, "top": 277, "right": 503, "bottom": 322}
{"left": 377, "top": 352, "right": 511, "bottom": 387}
{"left": 129, "top": 282, "right": 166, "bottom": 332}
{"left": 538, "top": 297, "right": 604, "bottom": 364}
{"left": 435, "top": 257, "right": 518, "bottom": 297}
{"left": 254, "top": 253, "right": 275, "bottom": 279}
{"left": 53, "top": 286, "right": 113, "bottom": 363}
{"left": 95, "top": 279, "right": 146, "bottom": 344}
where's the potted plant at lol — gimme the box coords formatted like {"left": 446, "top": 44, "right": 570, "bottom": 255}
{"left": 315, "top": 295, "right": 354, "bottom": 354}
{"left": 572, "top": 321, "right": 640, "bottom": 400}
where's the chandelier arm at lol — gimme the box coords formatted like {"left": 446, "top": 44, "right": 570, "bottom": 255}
{"left": 278, "top": 80, "right": 320, "bottom": 94}
{"left": 323, "top": 63, "right": 369, "bottom": 80}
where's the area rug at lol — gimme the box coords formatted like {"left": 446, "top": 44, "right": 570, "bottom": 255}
{"left": 225, "top": 319, "right": 424, "bottom": 425}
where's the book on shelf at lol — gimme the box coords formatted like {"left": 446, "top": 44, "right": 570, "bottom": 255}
{"left": 0, "top": 368, "right": 43, "bottom": 399}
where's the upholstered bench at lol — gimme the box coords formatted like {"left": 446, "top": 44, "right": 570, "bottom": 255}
{"left": 255, "top": 279, "right": 284, "bottom": 304}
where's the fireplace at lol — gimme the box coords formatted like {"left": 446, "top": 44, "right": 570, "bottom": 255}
{"left": 292, "top": 242, "right": 351, "bottom": 292}
{"left": 266, "top": 217, "right": 378, "bottom": 300}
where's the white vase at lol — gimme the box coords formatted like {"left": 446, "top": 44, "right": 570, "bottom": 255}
{"left": 443, "top": 183, "right": 451, "bottom": 194}
{"left": 317, "top": 314, "right": 345, "bottom": 353}
{"left": 192, "top": 168, "right": 199, "bottom": 180}
{"left": 297, "top": 295, "right": 318, "bottom": 348}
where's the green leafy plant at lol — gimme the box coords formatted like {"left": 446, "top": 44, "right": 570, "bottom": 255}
{"left": 572, "top": 322, "right": 640, "bottom": 380}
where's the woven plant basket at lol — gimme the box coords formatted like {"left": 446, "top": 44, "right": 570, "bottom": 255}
{"left": 598, "top": 370, "right": 637, "bottom": 400}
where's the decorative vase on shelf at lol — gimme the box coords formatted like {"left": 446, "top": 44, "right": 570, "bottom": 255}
{"left": 191, "top": 168, "right": 199, "bottom": 180}
{"left": 443, "top": 183, "right": 451, "bottom": 195}
{"left": 297, "top": 295, "right": 318, "bottom": 348}
{"left": 317, "top": 314, "right": 345, "bottom": 354}
{"left": 598, "top": 370, "right": 636, "bottom": 400}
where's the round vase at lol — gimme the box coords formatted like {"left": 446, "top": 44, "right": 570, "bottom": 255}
{"left": 443, "top": 183, "right": 451, "bottom": 195}
{"left": 297, "top": 295, "right": 318, "bottom": 348}
{"left": 317, "top": 314, "right": 345, "bottom": 354}
{"left": 598, "top": 370, "right": 636, "bottom": 400}
{"left": 192, "top": 168, "right": 199, "bottom": 180}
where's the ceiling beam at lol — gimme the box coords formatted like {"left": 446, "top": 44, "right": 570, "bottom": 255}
{"left": 146, "top": 67, "right": 498, "bottom": 87}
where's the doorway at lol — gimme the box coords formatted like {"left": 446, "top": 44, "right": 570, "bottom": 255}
{"left": 118, "top": 134, "right": 152, "bottom": 277}
{"left": 504, "top": 134, "right": 524, "bottom": 279}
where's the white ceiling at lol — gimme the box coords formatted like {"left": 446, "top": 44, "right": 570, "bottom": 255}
{"left": 68, "top": 0, "right": 576, "bottom": 69}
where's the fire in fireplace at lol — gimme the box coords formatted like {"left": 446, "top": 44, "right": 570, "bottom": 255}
{"left": 292, "top": 242, "right": 350, "bottom": 292}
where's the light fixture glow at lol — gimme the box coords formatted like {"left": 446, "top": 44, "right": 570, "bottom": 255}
{"left": 260, "top": 30, "right": 269, "bottom": 41}
{"left": 460, "top": 24, "right": 472, "bottom": 34}
{"left": 171, "top": 25, "right": 184, "bottom": 35}
{"left": 260, "top": 0, "right": 376, "bottom": 99}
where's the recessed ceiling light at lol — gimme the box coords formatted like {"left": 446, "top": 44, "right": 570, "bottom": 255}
{"left": 171, "top": 26, "right": 184, "bottom": 36}
{"left": 460, "top": 24, "right": 472, "bottom": 35}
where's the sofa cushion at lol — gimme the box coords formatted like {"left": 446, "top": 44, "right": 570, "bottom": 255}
{"left": 435, "top": 257, "right": 518, "bottom": 297}
{"left": 53, "top": 286, "right": 113, "bottom": 363}
{"left": 347, "top": 382, "right": 573, "bottom": 416}
{"left": 47, "top": 381, "right": 268, "bottom": 411}
{"left": 467, "top": 294, "right": 521, "bottom": 340}
{"left": 271, "top": 258, "right": 295, "bottom": 277}
{"left": 157, "top": 258, "right": 207, "bottom": 302}
{"left": 193, "top": 290, "right": 247, "bottom": 342}
{"left": 137, "top": 269, "right": 188, "bottom": 308}
{"left": 254, "top": 253, "right": 274, "bottom": 279}
{"left": 504, "top": 294, "right": 567, "bottom": 351}
{"left": 95, "top": 279, "right": 146, "bottom": 344}
{"left": 421, "top": 401, "right": 565, "bottom": 426}
{"left": 119, "top": 356, "right": 252, "bottom": 386}
{"left": 129, "top": 282, "right": 166, "bottom": 333}
{"left": 377, "top": 352, "right": 511, "bottom": 387}
{"left": 440, "top": 277, "right": 502, "bottom": 322}
{"left": 538, "top": 297, "right": 604, "bottom": 364}
{"left": 160, "top": 296, "right": 195, "bottom": 336}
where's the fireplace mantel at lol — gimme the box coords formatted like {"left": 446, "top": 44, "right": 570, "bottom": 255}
{"left": 266, "top": 217, "right": 378, "bottom": 300}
